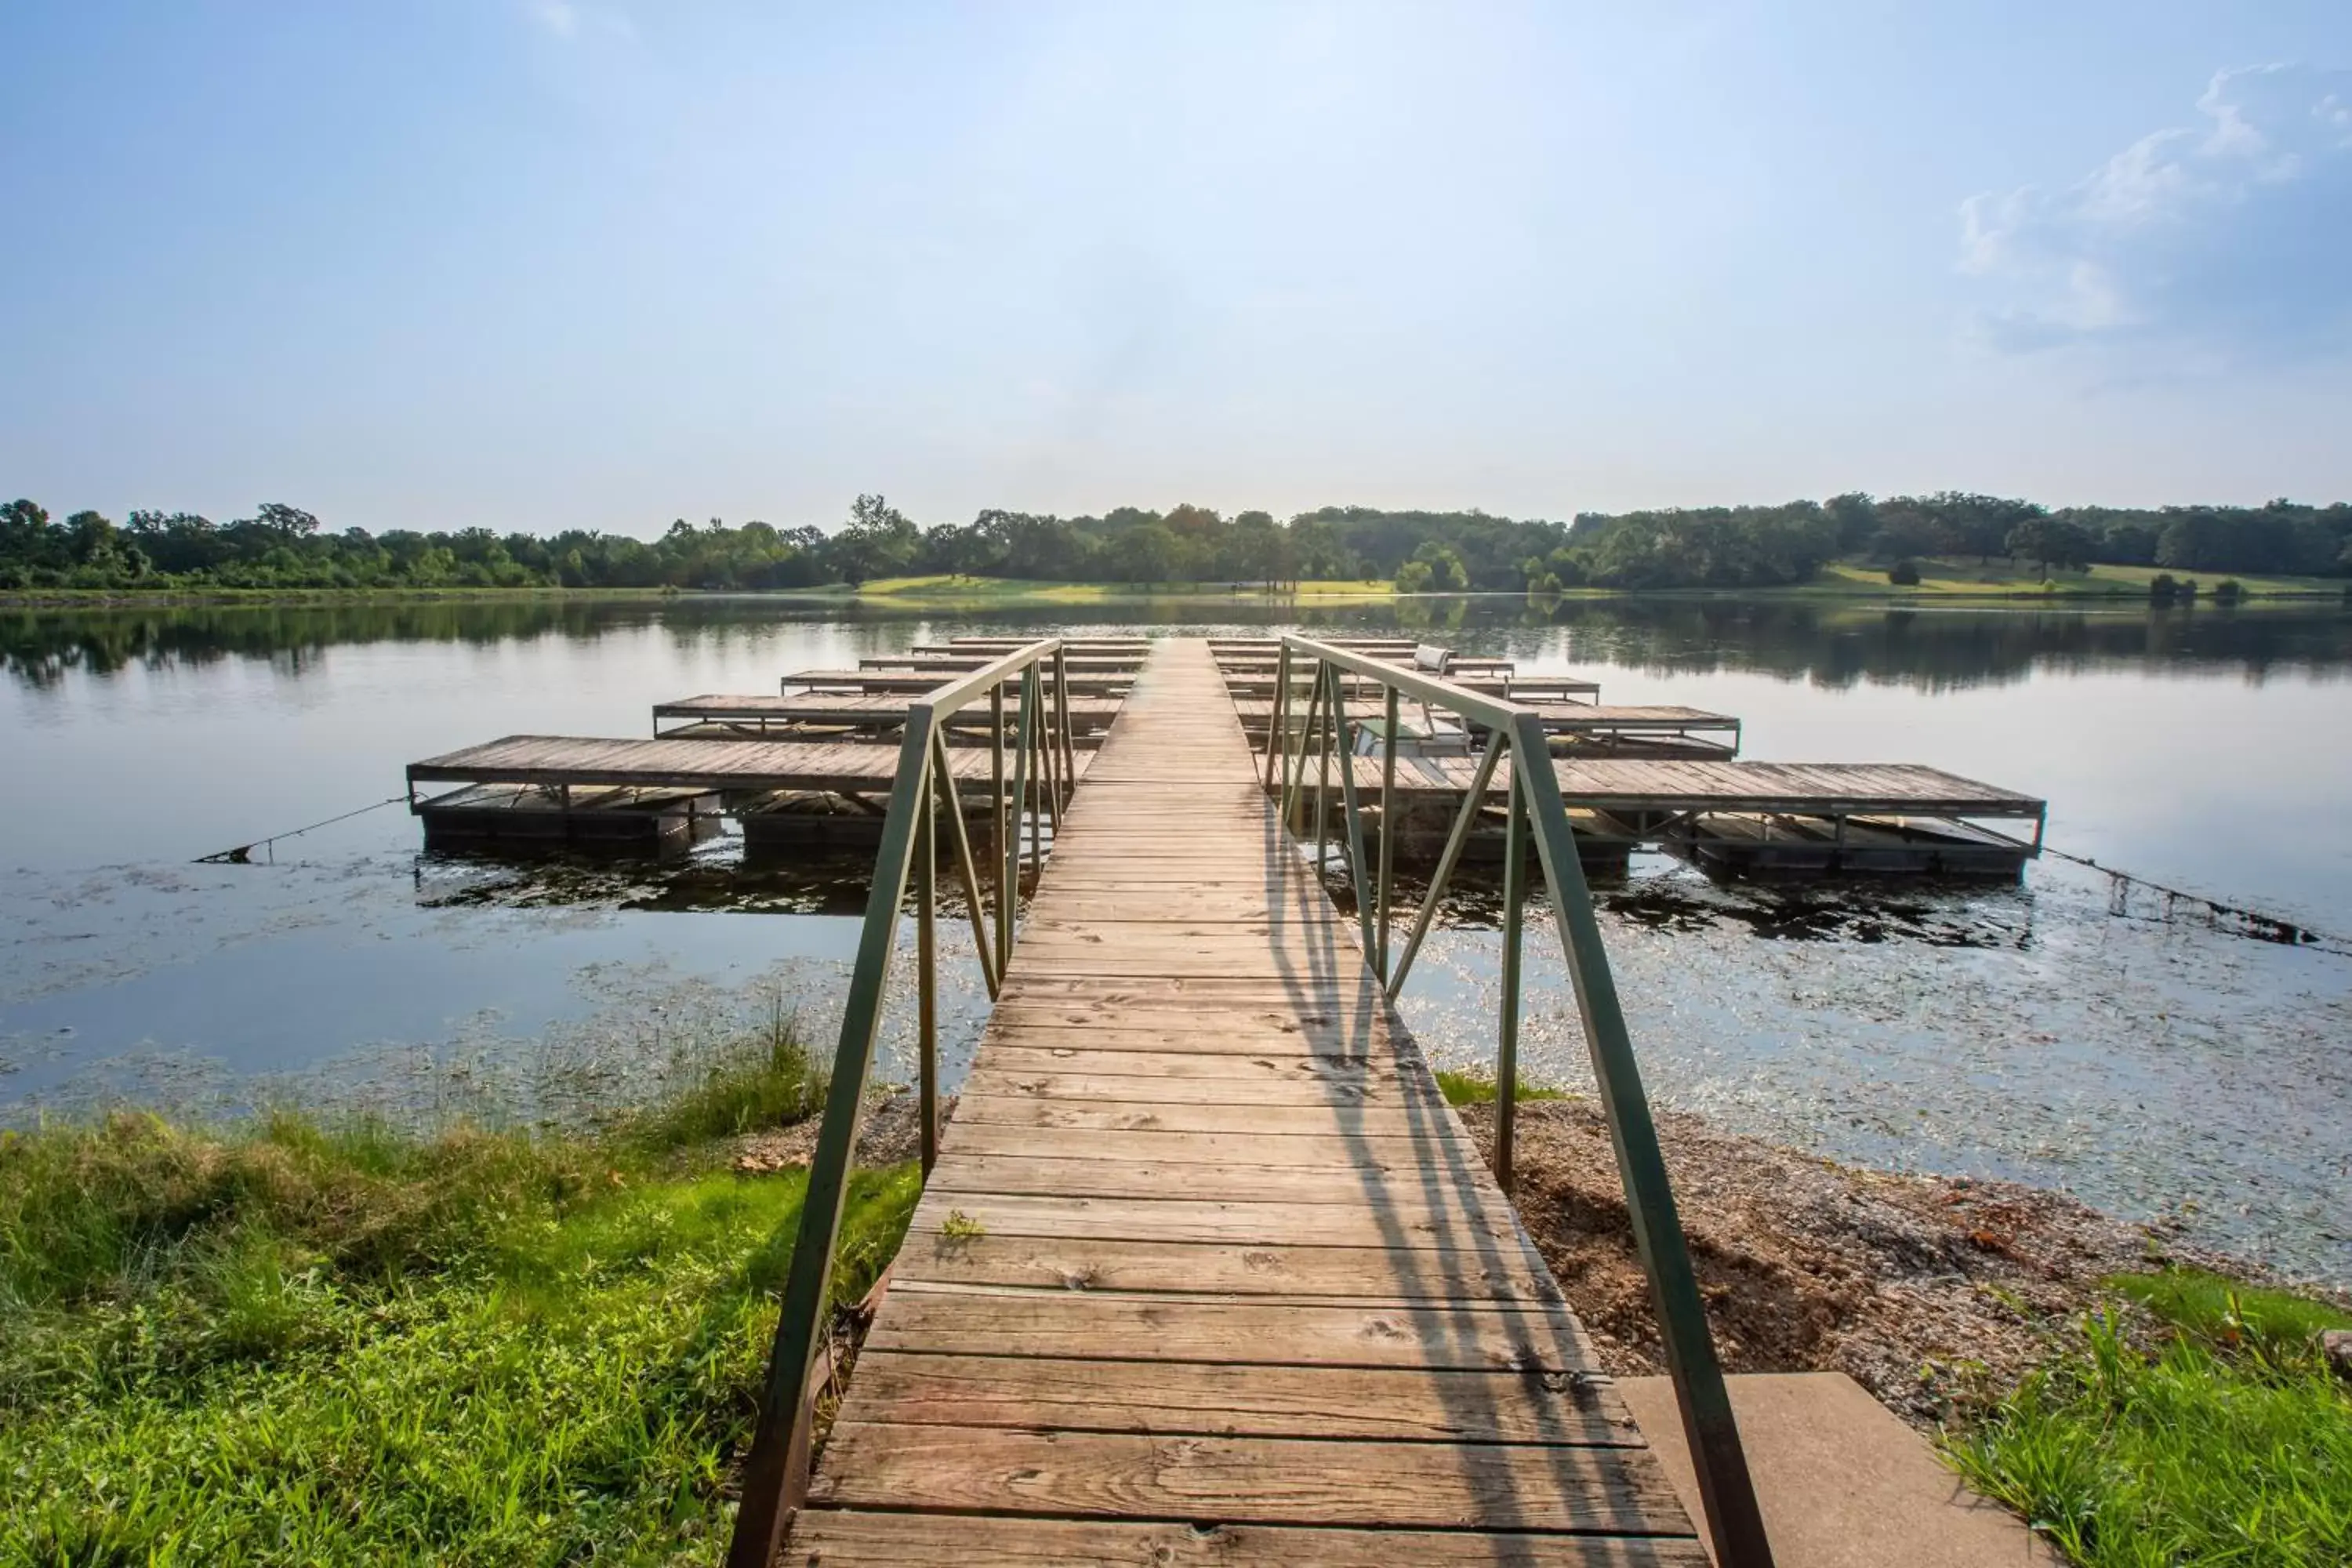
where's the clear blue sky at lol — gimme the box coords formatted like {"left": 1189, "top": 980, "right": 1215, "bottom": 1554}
{"left": 3, "top": 2, "right": 2347, "bottom": 536}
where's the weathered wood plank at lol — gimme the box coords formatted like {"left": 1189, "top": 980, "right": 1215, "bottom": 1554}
{"left": 949, "top": 1093, "right": 1457, "bottom": 1136}
{"left": 865, "top": 1287, "right": 1591, "bottom": 1371}
{"left": 956, "top": 1069, "right": 1438, "bottom": 1108}
{"left": 890, "top": 1232, "right": 1562, "bottom": 1304}
{"left": 924, "top": 1152, "right": 1515, "bottom": 1207}
{"left": 902, "top": 1191, "right": 1530, "bottom": 1250}
{"left": 788, "top": 1513, "right": 1709, "bottom": 1566}
{"left": 808, "top": 1425, "right": 1686, "bottom": 1533}
{"left": 839, "top": 1352, "right": 1629, "bottom": 1442}
{"left": 935, "top": 1124, "right": 1459, "bottom": 1169}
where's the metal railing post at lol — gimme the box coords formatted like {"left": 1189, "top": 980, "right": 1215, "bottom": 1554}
{"left": 916, "top": 760, "right": 938, "bottom": 1175}
{"left": 1385, "top": 730, "right": 1505, "bottom": 997}
{"left": 1496, "top": 750, "right": 1526, "bottom": 1194}
{"left": 730, "top": 638, "right": 1073, "bottom": 1568}
{"left": 991, "top": 684, "right": 1009, "bottom": 976}
{"left": 1058, "top": 648, "right": 1077, "bottom": 818}
{"left": 1058, "top": 656, "right": 1077, "bottom": 804}
{"left": 726, "top": 707, "right": 935, "bottom": 1568}
{"left": 1505, "top": 710, "right": 1774, "bottom": 1568}
{"left": 1377, "top": 684, "right": 1399, "bottom": 981}
{"left": 1011, "top": 668, "right": 1037, "bottom": 909}
{"left": 1330, "top": 663, "right": 1376, "bottom": 958}
{"left": 1285, "top": 662, "right": 1323, "bottom": 832}
{"left": 1312, "top": 659, "right": 1332, "bottom": 869}
{"left": 929, "top": 725, "right": 999, "bottom": 1000}
{"left": 1265, "top": 642, "right": 1291, "bottom": 787}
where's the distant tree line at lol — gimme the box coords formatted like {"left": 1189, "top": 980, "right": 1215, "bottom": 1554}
{"left": 0, "top": 494, "right": 1570, "bottom": 592}
{"left": 1540, "top": 493, "right": 2352, "bottom": 590}
{"left": 4, "top": 489, "right": 2347, "bottom": 594}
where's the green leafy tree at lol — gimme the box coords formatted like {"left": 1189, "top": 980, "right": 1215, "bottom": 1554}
{"left": 1109, "top": 523, "right": 1178, "bottom": 583}
{"left": 1396, "top": 541, "right": 1465, "bottom": 592}
{"left": 827, "top": 494, "right": 919, "bottom": 586}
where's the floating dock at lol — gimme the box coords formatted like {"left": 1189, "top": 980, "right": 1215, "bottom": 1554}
{"left": 1265, "top": 755, "right": 2042, "bottom": 877}
{"left": 652, "top": 692, "right": 1125, "bottom": 746}
{"left": 405, "top": 735, "right": 1094, "bottom": 856}
{"left": 406, "top": 636, "right": 2042, "bottom": 879}
{"left": 784, "top": 667, "right": 1137, "bottom": 695}
{"left": 413, "top": 783, "right": 724, "bottom": 854}
{"left": 1218, "top": 668, "right": 1602, "bottom": 702}
{"left": 943, "top": 637, "right": 1150, "bottom": 652}
{"left": 1231, "top": 699, "right": 1743, "bottom": 760}
{"left": 782, "top": 639, "right": 1706, "bottom": 1564}
{"left": 862, "top": 652, "right": 1148, "bottom": 673}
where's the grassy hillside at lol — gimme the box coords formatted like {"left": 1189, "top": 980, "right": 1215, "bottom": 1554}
{"left": 1813, "top": 558, "right": 2347, "bottom": 599}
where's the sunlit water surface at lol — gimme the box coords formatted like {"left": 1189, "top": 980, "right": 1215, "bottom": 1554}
{"left": 3, "top": 597, "right": 2347, "bottom": 1282}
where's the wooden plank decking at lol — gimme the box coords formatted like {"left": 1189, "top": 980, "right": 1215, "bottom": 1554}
{"left": 1316, "top": 756, "right": 2045, "bottom": 818}
{"left": 653, "top": 692, "right": 1126, "bottom": 741}
{"left": 407, "top": 735, "right": 1095, "bottom": 796}
{"left": 786, "top": 638, "right": 1704, "bottom": 1565}
{"left": 787, "top": 668, "right": 1138, "bottom": 695}
{"left": 1231, "top": 699, "right": 1744, "bottom": 739}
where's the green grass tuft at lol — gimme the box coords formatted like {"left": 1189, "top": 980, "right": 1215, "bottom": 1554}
{"left": 0, "top": 1021, "right": 913, "bottom": 1566}
{"left": 1945, "top": 1270, "right": 2352, "bottom": 1567}
{"left": 1433, "top": 1070, "right": 1573, "bottom": 1107}
{"left": 2108, "top": 1267, "right": 2352, "bottom": 1361}
{"left": 606, "top": 1003, "right": 826, "bottom": 1152}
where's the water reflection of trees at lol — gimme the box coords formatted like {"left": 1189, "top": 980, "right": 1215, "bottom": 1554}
{"left": 1517, "top": 599, "right": 2352, "bottom": 691}
{"left": 3, "top": 596, "right": 2347, "bottom": 693}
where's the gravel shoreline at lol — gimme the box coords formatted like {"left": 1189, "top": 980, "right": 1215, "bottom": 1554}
{"left": 1454, "top": 1098, "right": 2347, "bottom": 1428}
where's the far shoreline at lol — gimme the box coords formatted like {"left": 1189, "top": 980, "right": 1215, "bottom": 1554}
{"left": 4, "top": 570, "right": 2347, "bottom": 613}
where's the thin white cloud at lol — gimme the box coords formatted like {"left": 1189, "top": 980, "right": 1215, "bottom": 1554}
{"left": 1959, "top": 64, "right": 2352, "bottom": 360}
{"left": 521, "top": 0, "right": 633, "bottom": 44}
{"left": 524, "top": 0, "right": 577, "bottom": 38}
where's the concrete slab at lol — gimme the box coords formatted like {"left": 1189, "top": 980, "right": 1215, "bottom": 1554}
{"left": 1617, "top": 1373, "right": 2059, "bottom": 1568}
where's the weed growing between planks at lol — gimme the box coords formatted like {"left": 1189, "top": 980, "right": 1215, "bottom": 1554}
{"left": 0, "top": 1018, "right": 920, "bottom": 1566}
{"left": 1945, "top": 1269, "right": 2352, "bottom": 1568}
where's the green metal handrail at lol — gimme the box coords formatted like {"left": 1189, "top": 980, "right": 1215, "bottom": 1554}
{"left": 1268, "top": 633, "right": 1777, "bottom": 1568}
{"left": 727, "top": 639, "right": 1073, "bottom": 1568}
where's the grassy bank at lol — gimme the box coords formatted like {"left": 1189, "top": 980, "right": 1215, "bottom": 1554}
{"left": 0, "top": 1029, "right": 915, "bottom": 1566}
{"left": 1948, "top": 1270, "right": 2351, "bottom": 1567}
{"left": 1809, "top": 557, "right": 2348, "bottom": 600}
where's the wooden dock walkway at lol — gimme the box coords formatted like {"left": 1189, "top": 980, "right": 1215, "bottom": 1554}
{"left": 786, "top": 638, "right": 1704, "bottom": 1565}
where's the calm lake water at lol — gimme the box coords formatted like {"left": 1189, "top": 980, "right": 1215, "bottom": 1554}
{"left": 5, "top": 595, "right": 2350, "bottom": 1283}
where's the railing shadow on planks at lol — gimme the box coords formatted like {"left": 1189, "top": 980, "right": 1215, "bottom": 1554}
{"left": 726, "top": 633, "right": 1776, "bottom": 1568}
{"left": 1262, "top": 633, "right": 1772, "bottom": 1566}
{"left": 727, "top": 639, "right": 1076, "bottom": 1568}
